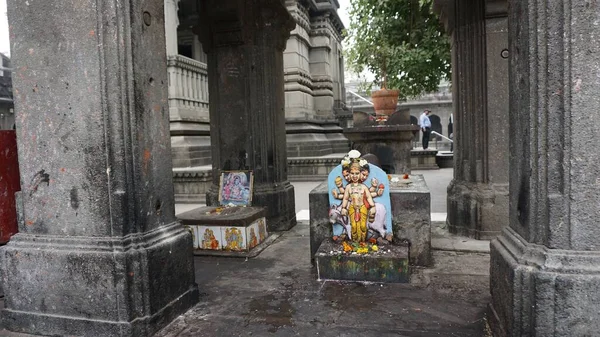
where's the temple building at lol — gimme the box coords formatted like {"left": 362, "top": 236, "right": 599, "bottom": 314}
{"left": 0, "top": 53, "right": 13, "bottom": 130}
{"left": 165, "top": 0, "right": 350, "bottom": 203}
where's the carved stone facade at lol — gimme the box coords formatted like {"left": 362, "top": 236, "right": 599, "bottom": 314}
{"left": 284, "top": 0, "right": 349, "bottom": 158}
{"left": 167, "top": 0, "right": 350, "bottom": 203}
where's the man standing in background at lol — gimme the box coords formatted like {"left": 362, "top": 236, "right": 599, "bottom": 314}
{"left": 419, "top": 109, "right": 432, "bottom": 150}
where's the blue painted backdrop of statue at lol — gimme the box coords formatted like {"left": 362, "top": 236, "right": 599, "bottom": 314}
{"left": 328, "top": 150, "right": 393, "bottom": 245}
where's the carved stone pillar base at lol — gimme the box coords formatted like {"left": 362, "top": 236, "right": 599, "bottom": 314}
{"left": 2, "top": 227, "right": 199, "bottom": 336}
{"left": 489, "top": 228, "right": 600, "bottom": 337}
{"left": 446, "top": 179, "right": 508, "bottom": 239}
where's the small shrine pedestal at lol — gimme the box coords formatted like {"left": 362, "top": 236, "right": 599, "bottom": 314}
{"left": 310, "top": 174, "right": 432, "bottom": 268}
{"left": 178, "top": 206, "right": 273, "bottom": 258}
{"left": 315, "top": 240, "right": 409, "bottom": 283}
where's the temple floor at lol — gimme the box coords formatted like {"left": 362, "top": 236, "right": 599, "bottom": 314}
{"left": 0, "top": 169, "right": 491, "bottom": 336}
{"left": 155, "top": 221, "right": 491, "bottom": 337}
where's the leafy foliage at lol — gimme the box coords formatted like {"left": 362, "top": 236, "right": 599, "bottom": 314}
{"left": 345, "top": 0, "right": 451, "bottom": 98}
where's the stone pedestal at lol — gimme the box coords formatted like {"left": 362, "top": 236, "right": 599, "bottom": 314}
{"left": 440, "top": 0, "right": 509, "bottom": 240}
{"left": 315, "top": 240, "right": 410, "bottom": 283}
{"left": 489, "top": 2, "right": 600, "bottom": 336}
{"left": 198, "top": 0, "right": 296, "bottom": 232}
{"left": 344, "top": 125, "right": 419, "bottom": 175}
{"left": 2, "top": 0, "right": 199, "bottom": 335}
{"left": 309, "top": 174, "right": 431, "bottom": 267}
{"left": 178, "top": 206, "right": 271, "bottom": 258}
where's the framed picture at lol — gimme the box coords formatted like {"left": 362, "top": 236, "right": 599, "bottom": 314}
{"left": 218, "top": 171, "right": 254, "bottom": 206}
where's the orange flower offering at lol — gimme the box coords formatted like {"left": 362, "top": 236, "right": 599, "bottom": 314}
{"left": 342, "top": 241, "right": 353, "bottom": 252}
{"left": 403, "top": 174, "right": 409, "bottom": 179}
{"left": 387, "top": 174, "right": 392, "bottom": 181}
{"left": 369, "top": 238, "right": 377, "bottom": 244}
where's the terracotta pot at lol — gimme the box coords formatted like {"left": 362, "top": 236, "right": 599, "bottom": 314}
{"left": 371, "top": 88, "right": 399, "bottom": 116}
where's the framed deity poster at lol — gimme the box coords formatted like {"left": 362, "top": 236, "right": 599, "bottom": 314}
{"left": 218, "top": 171, "right": 254, "bottom": 206}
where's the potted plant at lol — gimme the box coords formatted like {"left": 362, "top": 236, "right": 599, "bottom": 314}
{"left": 345, "top": 0, "right": 451, "bottom": 121}
{"left": 369, "top": 44, "right": 400, "bottom": 120}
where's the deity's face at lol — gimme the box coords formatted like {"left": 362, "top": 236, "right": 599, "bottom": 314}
{"left": 335, "top": 177, "right": 343, "bottom": 187}
{"left": 349, "top": 165, "right": 362, "bottom": 183}
{"left": 342, "top": 169, "right": 350, "bottom": 181}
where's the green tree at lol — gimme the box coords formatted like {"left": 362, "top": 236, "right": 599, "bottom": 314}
{"left": 345, "top": 0, "right": 451, "bottom": 98}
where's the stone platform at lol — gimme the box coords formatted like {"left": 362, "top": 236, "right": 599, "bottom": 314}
{"left": 315, "top": 239, "right": 410, "bottom": 283}
{"left": 178, "top": 206, "right": 270, "bottom": 257}
{"left": 411, "top": 149, "right": 439, "bottom": 170}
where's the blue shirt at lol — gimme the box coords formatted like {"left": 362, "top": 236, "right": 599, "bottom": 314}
{"left": 419, "top": 113, "right": 431, "bottom": 128}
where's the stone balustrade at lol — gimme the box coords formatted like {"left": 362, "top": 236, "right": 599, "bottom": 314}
{"left": 167, "top": 55, "right": 209, "bottom": 114}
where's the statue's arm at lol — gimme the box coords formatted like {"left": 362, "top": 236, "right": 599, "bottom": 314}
{"left": 341, "top": 187, "right": 350, "bottom": 209}
{"left": 364, "top": 185, "right": 376, "bottom": 207}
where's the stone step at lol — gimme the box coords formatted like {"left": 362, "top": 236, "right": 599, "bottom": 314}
{"left": 315, "top": 239, "right": 410, "bottom": 283}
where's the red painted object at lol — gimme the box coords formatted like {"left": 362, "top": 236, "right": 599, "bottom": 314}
{"left": 0, "top": 130, "right": 20, "bottom": 244}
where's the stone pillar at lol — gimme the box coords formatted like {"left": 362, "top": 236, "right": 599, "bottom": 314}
{"left": 3, "top": 0, "right": 199, "bottom": 335}
{"left": 199, "top": 0, "right": 297, "bottom": 232}
{"left": 309, "top": 14, "right": 334, "bottom": 117}
{"left": 490, "top": 2, "right": 600, "bottom": 336}
{"left": 446, "top": 0, "right": 509, "bottom": 239}
{"left": 165, "top": 0, "right": 180, "bottom": 57}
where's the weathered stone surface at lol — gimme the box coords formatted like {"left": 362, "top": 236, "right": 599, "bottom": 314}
{"left": 410, "top": 149, "right": 439, "bottom": 170}
{"left": 315, "top": 239, "right": 410, "bottom": 283}
{"left": 390, "top": 175, "right": 432, "bottom": 267}
{"left": 198, "top": 0, "right": 296, "bottom": 232}
{"left": 490, "top": 229, "right": 600, "bottom": 337}
{"left": 447, "top": 180, "right": 508, "bottom": 239}
{"left": 489, "top": 1, "right": 600, "bottom": 336}
{"left": 441, "top": 0, "right": 510, "bottom": 239}
{"left": 3, "top": 0, "right": 198, "bottom": 334}
{"left": 309, "top": 182, "right": 330, "bottom": 260}
{"left": 285, "top": 120, "right": 349, "bottom": 157}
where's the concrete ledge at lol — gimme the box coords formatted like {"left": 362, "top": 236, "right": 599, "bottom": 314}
{"left": 411, "top": 149, "right": 439, "bottom": 170}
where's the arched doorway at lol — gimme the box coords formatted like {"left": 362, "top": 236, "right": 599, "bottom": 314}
{"left": 429, "top": 114, "right": 442, "bottom": 140}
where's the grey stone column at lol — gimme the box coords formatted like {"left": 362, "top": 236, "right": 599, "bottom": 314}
{"left": 164, "top": 0, "right": 180, "bottom": 57}
{"left": 2, "top": 0, "right": 199, "bottom": 335}
{"left": 490, "top": 1, "right": 600, "bottom": 336}
{"left": 446, "top": 0, "right": 509, "bottom": 239}
{"left": 199, "top": 0, "right": 297, "bottom": 232}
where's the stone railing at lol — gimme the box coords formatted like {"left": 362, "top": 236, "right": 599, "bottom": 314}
{"left": 167, "top": 55, "right": 209, "bottom": 112}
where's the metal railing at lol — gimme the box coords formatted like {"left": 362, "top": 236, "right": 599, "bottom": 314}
{"left": 431, "top": 131, "right": 453, "bottom": 142}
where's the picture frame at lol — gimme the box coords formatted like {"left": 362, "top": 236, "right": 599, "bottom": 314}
{"left": 218, "top": 171, "right": 254, "bottom": 206}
